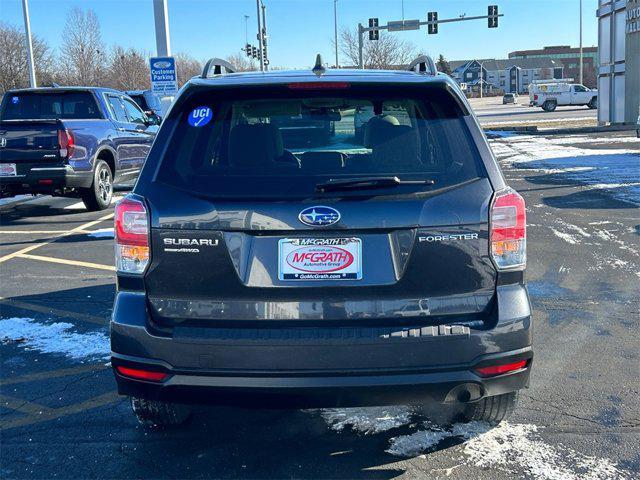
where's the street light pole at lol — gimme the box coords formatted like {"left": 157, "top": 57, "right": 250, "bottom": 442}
{"left": 261, "top": 1, "right": 268, "bottom": 71}
{"left": 334, "top": 0, "right": 339, "bottom": 68}
{"left": 21, "top": 0, "right": 37, "bottom": 88}
{"left": 256, "top": 0, "right": 264, "bottom": 71}
{"left": 152, "top": 0, "right": 171, "bottom": 57}
{"left": 579, "top": 0, "right": 583, "bottom": 85}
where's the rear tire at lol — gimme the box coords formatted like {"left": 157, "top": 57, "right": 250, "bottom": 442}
{"left": 588, "top": 97, "right": 598, "bottom": 109}
{"left": 542, "top": 100, "right": 557, "bottom": 112}
{"left": 81, "top": 159, "right": 113, "bottom": 211}
{"left": 463, "top": 392, "right": 518, "bottom": 425}
{"left": 130, "top": 397, "right": 191, "bottom": 427}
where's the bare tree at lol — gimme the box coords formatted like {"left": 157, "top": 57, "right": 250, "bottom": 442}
{"left": 108, "top": 46, "right": 150, "bottom": 90}
{"left": 59, "top": 8, "right": 105, "bottom": 85}
{"left": 337, "top": 27, "right": 420, "bottom": 69}
{"left": 174, "top": 52, "right": 202, "bottom": 87}
{"left": 225, "top": 53, "right": 257, "bottom": 72}
{"left": 0, "top": 22, "right": 55, "bottom": 93}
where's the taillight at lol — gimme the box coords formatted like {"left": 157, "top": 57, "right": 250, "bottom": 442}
{"left": 115, "top": 197, "right": 149, "bottom": 274}
{"left": 490, "top": 188, "right": 526, "bottom": 270}
{"left": 115, "top": 366, "right": 168, "bottom": 382}
{"left": 475, "top": 360, "right": 527, "bottom": 377}
{"left": 534, "top": 94, "right": 538, "bottom": 101}
{"left": 58, "top": 129, "right": 75, "bottom": 159}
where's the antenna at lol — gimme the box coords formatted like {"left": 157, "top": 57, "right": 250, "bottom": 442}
{"left": 312, "top": 54, "right": 326, "bottom": 76}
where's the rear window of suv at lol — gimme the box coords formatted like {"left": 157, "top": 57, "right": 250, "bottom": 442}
{"left": 156, "top": 84, "right": 483, "bottom": 199}
{"left": 1, "top": 91, "right": 102, "bottom": 120}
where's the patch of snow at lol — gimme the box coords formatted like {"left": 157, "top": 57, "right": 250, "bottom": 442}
{"left": 86, "top": 228, "right": 114, "bottom": 239}
{"left": 388, "top": 421, "right": 631, "bottom": 480}
{"left": 386, "top": 423, "right": 450, "bottom": 456}
{"left": 0, "top": 317, "right": 109, "bottom": 361}
{"left": 550, "top": 228, "right": 580, "bottom": 244}
{"left": 494, "top": 135, "right": 639, "bottom": 205}
{"left": 318, "top": 406, "right": 414, "bottom": 435}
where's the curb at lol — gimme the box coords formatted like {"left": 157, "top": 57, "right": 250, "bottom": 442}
{"left": 484, "top": 124, "right": 636, "bottom": 136}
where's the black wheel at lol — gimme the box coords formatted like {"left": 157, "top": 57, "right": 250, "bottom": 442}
{"left": 130, "top": 397, "right": 191, "bottom": 427}
{"left": 463, "top": 392, "right": 518, "bottom": 425}
{"left": 542, "top": 100, "right": 556, "bottom": 112}
{"left": 81, "top": 159, "right": 113, "bottom": 211}
{"left": 588, "top": 97, "right": 598, "bottom": 109}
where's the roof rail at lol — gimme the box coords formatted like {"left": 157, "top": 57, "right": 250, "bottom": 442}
{"left": 200, "top": 58, "right": 236, "bottom": 78}
{"left": 407, "top": 55, "right": 438, "bottom": 76}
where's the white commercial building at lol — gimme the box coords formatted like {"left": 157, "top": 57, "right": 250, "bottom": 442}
{"left": 597, "top": 0, "right": 640, "bottom": 124}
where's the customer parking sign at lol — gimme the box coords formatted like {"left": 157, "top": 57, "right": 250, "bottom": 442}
{"left": 149, "top": 57, "right": 178, "bottom": 97}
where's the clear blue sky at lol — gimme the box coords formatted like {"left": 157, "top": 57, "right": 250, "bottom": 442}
{"left": 0, "top": 0, "right": 598, "bottom": 67}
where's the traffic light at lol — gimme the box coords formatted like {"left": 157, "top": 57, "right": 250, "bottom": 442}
{"left": 245, "top": 43, "right": 251, "bottom": 57}
{"left": 488, "top": 5, "right": 498, "bottom": 28}
{"left": 427, "top": 11, "right": 438, "bottom": 34}
{"left": 251, "top": 46, "right": 258, "bottom": 59}
{"left": 368, "top": 18, "right": 379, "bottom": 40}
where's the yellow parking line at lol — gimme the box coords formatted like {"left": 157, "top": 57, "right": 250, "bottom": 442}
{"left": 17, "top": 253, "right": 116, "bottom": 272}
{"left": 0, "top": 391, "right": 121, "bottom": 430}
{"left": 0, "top": 364, "right": 108, "bottom": 386}
{"left": 0, "top": 394, "right": 53, "bottom": 416}
{"left": 0, "top": 212, "right": 113, "bottom": 264}
{"left": 0, "top": 230, "right": 71, "bottom": 234}
{"left": 0, "top": 297, "right": 108, "bottom": 326}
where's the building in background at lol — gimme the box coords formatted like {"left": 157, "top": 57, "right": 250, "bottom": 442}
{"left": 597, "top": 0, "right": 639, "bottom": 125}
{"left": 450, "top": 58, "right": 564, "bottom": 95}
{"left": 508, "top": 45, "right": 599, "bottom": 88}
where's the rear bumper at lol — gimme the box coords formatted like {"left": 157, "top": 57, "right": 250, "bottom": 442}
{"left": 111, "top": 285, "right": 533, "bottom": 408}
{"left": 0, "top": 164, "right": 92, "bottom": 195}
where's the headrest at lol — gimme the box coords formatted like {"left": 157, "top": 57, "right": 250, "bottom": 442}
{"left": 229, "top": 123, "right": 284, "bottom": 167}
{"left": 363, "top": 115, "right": 401, "bottom": 148}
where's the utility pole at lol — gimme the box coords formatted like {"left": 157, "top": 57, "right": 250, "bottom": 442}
{"left": 579, "top": 0, "right": 583, "bottom": 85}
{"left": 152, "top": 0, "right": 171, "bottom": 56}
{"left": 334, "top": 0, "right": 339, "bottom": 68}
{"left": 21, "top": 0, "right": 37, "bottom": 88}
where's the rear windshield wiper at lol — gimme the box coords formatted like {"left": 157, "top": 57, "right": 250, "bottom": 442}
{"left": 315, "top": 176, "right": 435, "bottom": 193}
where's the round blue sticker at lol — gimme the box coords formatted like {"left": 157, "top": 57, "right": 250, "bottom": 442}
{"left": 188, "top": 106, "right": 212, "bottom": 127}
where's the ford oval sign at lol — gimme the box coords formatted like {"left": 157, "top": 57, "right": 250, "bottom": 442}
{"left": 299, "top": 206, "right": 341, "bottom": 227}
{"left": 153, "top": 60, "right": 171, "bottom": 69}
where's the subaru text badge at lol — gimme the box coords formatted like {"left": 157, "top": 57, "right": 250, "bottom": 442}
{"left": 298, "top": 206, "right": 341, "bottom": 227}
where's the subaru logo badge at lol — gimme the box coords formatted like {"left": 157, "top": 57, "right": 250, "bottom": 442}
{"left": 299, "top": 206, "right": 341, "bottom": 227}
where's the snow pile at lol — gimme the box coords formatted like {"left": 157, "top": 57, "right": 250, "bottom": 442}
{"left": 0, "top": 317, "right": 110, "bottom": 361}
{"left": 319, "top": 406, "right": 414, "bottom": 435}
{"left": 387, "top": 421, "right": 630, "bottom": 480}
{"left": 492, "top": 135, "right": 640, "bottom": 205}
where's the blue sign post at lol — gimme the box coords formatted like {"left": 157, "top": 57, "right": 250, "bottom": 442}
{"left": 149, "top": 56, "right": 178, "bottom": 97}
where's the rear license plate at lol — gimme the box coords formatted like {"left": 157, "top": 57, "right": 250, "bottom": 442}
{"left": 0, "top": 164, "right": 17, "bottom": 177}
{"left": 278, "top": 238, "right": 362, "bottom": 280}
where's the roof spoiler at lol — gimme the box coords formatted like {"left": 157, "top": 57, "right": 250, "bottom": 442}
{"left": 407, "top": 55, "right": 438, "bottom": 76}
{"left": 200, "top": 58, "right": 236, "bottom": 78}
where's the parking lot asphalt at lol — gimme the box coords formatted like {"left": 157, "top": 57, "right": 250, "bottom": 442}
{"left": 1, "top": 132, "right": 639, "bottom": 480}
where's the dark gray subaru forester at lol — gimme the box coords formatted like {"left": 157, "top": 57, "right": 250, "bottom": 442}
{"left": 111, "top": 56, "right": 532, "bottom": 427}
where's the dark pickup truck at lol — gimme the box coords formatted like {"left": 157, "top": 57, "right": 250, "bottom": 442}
{"left": 0, "top": 87, "right": 159, "bottom": 210}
